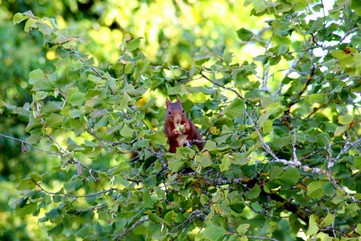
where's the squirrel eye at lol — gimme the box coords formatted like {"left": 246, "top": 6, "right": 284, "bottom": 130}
{"left": 182, "top": 110, "right": 185, "bottom": 113}
{"left": 168, "top": 111, "right": 171, "bottom": 115}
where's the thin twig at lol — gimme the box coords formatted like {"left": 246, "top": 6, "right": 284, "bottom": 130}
{"left": 115, "top": 216, "right": 149, "bottom": 241}
{"left": 33, "top": 180, "right": 117, "bottom": 198}
{"left": 292, "top": 128, "right": 299, "bottom": 163}
{"left": 200, "top": 69, "right": 244, "bottom": 100}
{"left": 273, "top": 57, "right": 301, "bottom": 96}
{"left": 0, "top": 133, "right": 60, "bottom": 155}
{"left": 248, "top": 236, "right": 280, "bottom": 241}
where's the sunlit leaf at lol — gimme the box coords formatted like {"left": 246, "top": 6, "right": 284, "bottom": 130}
{"left": 334, "top": 125, "right": 348, "bottom": 137}
{"left": 307, "top": 214, "right": 319, "bottom": 236}
{"left": 338, "top": 114, "right": 353, "bottom": 125}
{"left": 224, "top": 98, "right": 244, "bottom": 118}
{"left": 13, "top": 13, "right": 28, "bottom": 24}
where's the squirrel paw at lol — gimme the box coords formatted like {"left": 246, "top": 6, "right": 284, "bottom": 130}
{"left": 183, "top": 122, "right": 190, "bottom": 132}
{"left": 172, "top": 129, "right": 180, "bottom": 135}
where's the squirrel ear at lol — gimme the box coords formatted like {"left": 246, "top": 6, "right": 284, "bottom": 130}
{"left": 177, "top": 97, "right": 182, "bottom": 103}
{"left": 166, "top": 98, "right": 171, "bottom": 108}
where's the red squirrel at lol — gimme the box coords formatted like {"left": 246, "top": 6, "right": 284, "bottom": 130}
{"left": 164, "top": 97, "right": 204, "bottom": 153}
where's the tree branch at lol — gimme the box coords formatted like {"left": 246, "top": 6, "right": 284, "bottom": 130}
{"left": 114, "top": 216, "right": 149, "bottom": 241}
{"left": 0, "top": 133, "right": 60, "bottom": 156}
{"left": 200, "top": 69, "right": 245, "bottom": 101}
{"left": 33, "top": 180, "right": 117, "bottom": 198}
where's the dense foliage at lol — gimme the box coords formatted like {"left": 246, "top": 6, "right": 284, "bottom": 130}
{"left": 2, "top": 0, "right": 361, "bottom": 240}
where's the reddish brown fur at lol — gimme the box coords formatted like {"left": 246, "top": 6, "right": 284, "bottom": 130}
{"left": 164, "top": 97, "right": 204, "bottom": 153}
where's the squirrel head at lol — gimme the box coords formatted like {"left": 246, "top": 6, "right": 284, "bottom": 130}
{"left": 166, "top": 97, "right": 186, "bottom": 126}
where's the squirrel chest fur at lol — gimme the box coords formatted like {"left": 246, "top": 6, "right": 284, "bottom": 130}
{"left": 164, "top": 98, "right": 204, "bottom": 153}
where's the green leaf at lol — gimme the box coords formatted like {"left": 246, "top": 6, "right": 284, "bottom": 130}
{"left": 118, "top": 94, "right": 130, "bottom": 109}
{"left": 16, "top": 178, "right": 36, "bottom": 190}
{"left": 88, "top": 74, "right": 104, "bottom": 83}
{"left": 352, "top": 156, "right": 361, "bottom": 170}
{"left": 200, "top": 194, "right": 210, "bottom": 205}
{"left": 279, "top": 168, "right": 300, "bottom": 185}
{"left": 220, "top": 155, "right": 232, "bottom": 171}
{"left": 47, "top": 223, "right": 63, "bottom": 236}
{"left": 13, "top": 12, "right": 28, "bottom": 24}
{"left": 320, "top": 213, "right": 335, "bottom": 227}
{"left": 24, "top": 18, "right": 38, "bottom": 32}
{"left": 143, "top": 190, "right": 153, "bottom": 208}
{"left": 307, "top": 214, "right": 319, "bottom": 236}
{"left": 29, "top": 69, "right": 56, "bottom": 91}
{"left": 272, "top": 136, "right": 292, "bottom": 149}
{"left": 38, "top": 22, "right": 53, "bottom": 35}
{"left": 147, "top": 212, "right": 164, "bottom": 224}
{"left": 46, "top": 113, "right": 64, "bottom": 128}
{"left": 204, "top": 224, "right": 227, "bottom": 241}
{"left": 119, "top": 124, "right": 134, "bottom": 137}
{"left": 114, "top": 176, "right": 131, "bottom": 188}
{"left": 106, "top": 75, "right": 116, "bottom": 93}
{"left": 230, "top": 203, "right": 245, "bottom": 214}
{"left": 69, "top": 92, "right": 86, "bottom": 106}
{"left": 145, "top": 131, "right": 168, "bottom": 145}
{"left": 251, "top": 0, "right": 268, "bottom": 13}
{"left": 25, "top": 115, "right": 41, "bottom": 132}
{"left": 202, "top": 140, "right": 217, "bottom": 151}
{"left": 23, "top": 10, "right": 35, "bottom": 18}
{"left": 245, "top": 184, "right": 261, "bottom": 199}
{"left": 195, "top": 152, "right": 212, "bottom": 168}
{"left": 334, "top": 125, "right": 348, "bottom": 137}
{"left": 338, "top": 114, "right": 353, "bottom": 125}
{"left": 236, "top": 223, "right": 250, "bottom": 235}
{"left": 66, "top": 137, "right": 79, "bottom": 151}
{"left": 269, "top": 166, "right": 283, "bottom": 181}
{"left": 62, "top": 40, "right": 77, "bottom": 50}
{"left": 224, "top": 98, "right": 244, "bottom": 118}
{"left": 42, "top": 101, "right": 62, "bottom": 113}
{"left": 351, "top": 0, "right": 361, "bottom": 16}
{"left": 45, "top": 208, "right": 61, "bottom": 221}
{"left": 307, "top": 181, "right": 326, "bottom": 199}
{"left": 164, "top": 210, "right": 177, "bottom": 225}
{"left": 356, "top": 223, "right": 361, "bottom": 235}
{"left": 167, "top": 158, "right": 184, "bottom": 172}
{"left": 125, "top": 37, "right": 142, "bottom": 51}
{"left": 15, "top": 202, "right": 37, "bottom": 217}
{"left": 64, "top": 178, "right": 83, "bottom": 193}
{"left": 9, "top": 197, "right": 27, "bottom": 209}
{"left": 309, "top": 93, "right": 326, "bottom": 105}
{"left": 236, "top": 28, "right": 254, "bottom": 41}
